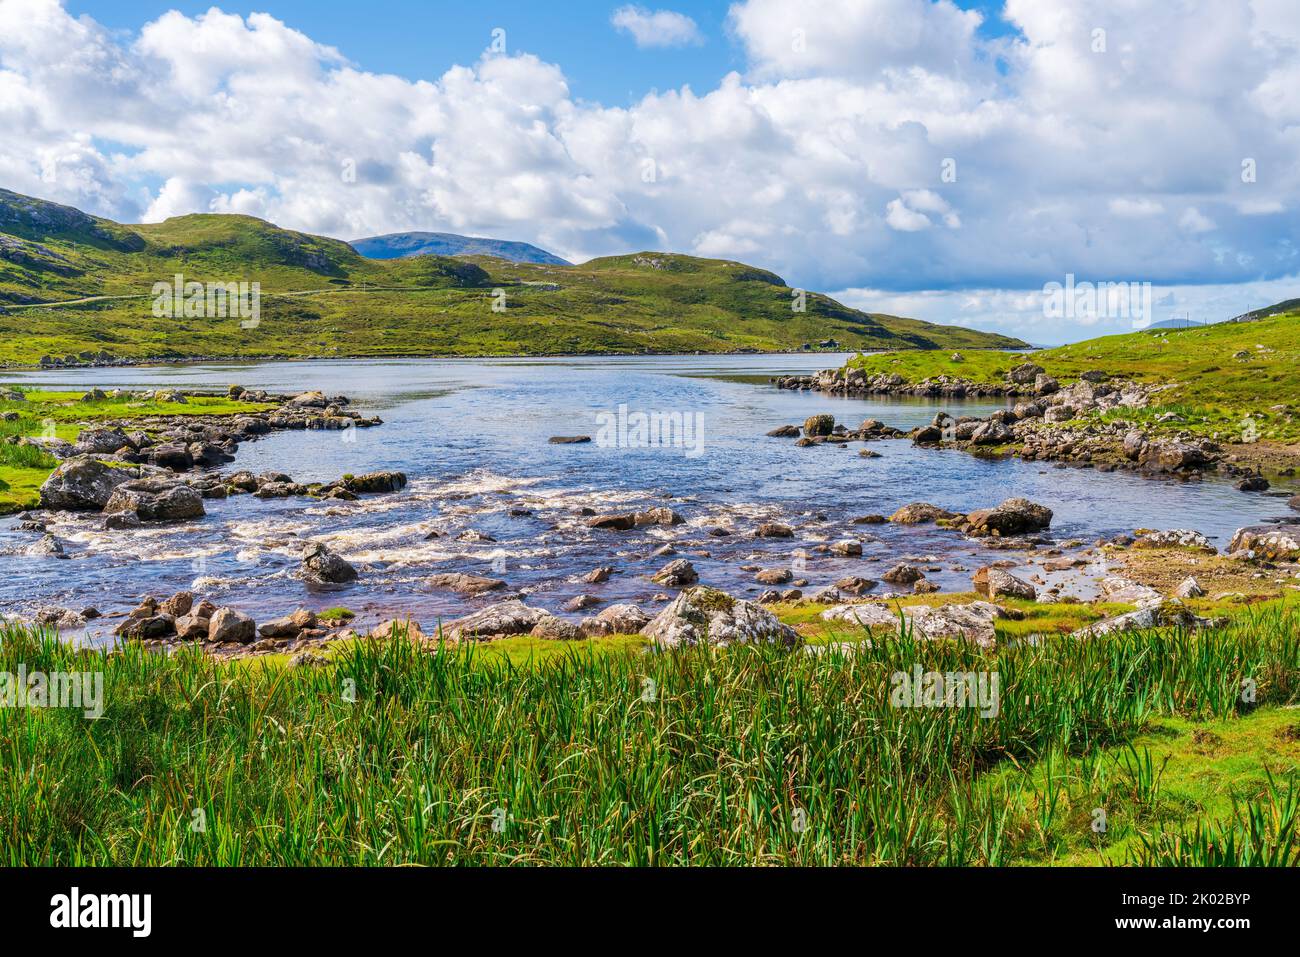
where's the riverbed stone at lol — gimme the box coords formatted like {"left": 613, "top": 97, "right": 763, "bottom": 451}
{"left": 973, "top": 566, "right": 1037, "bottom": 599}
{"left": 651, "top": 558, "right": 698, "bottom": 588}
{"left": 209, "top": 607, "right": 256, "bottom": 644}
{"left": 427, "top": 572, "right": 506, "bottom": 595}
{"left": 964, "top": 498, "right": 1053, "bottom": 536}
{"left": 38, "top": 456, "right": 133, "bottom": 510}
{"left": 644, "top": 587, "right": 798, "bottom": 649}
{"left": 444, "top": 600, "right": 548, "bottom": 640}
{"left": 104, "top": 479, "right": 205, "bottom": 522}
{"left": 302, "top": 542, "right": 358, "bottom": 584}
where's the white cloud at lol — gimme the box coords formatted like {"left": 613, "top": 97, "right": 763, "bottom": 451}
{"left": 611, "top": 6, "right": 703, "bottom": 48}
{"left": 0, "top": 0, "right": 1296, "bottom": 344}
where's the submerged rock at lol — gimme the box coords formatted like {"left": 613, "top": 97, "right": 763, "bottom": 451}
{"left": 427, "top": 572, "right": 506, "bottom": 595}
{"left": 964, "top": 498, "right": 1053, "bottom": 536}
{"left": 651, "top": 558, "right": 698, "bottom": 588}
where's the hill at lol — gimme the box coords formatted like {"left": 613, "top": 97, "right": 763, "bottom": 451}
{"left": 0, "top": 188, "right": 1027, "bottom": 365}
{"left": 351, "top": 231, "right": 570, "bottom": 265}
{"left": 1230, "top": 298, "right": 1300, "bottom": 323}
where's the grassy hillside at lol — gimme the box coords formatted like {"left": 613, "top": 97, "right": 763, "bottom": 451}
{"left": 846, "top": 311, "right": 1300, "bottom": 442}
{"left": 0, "top": 189, "right": 1025, "bottom": 364}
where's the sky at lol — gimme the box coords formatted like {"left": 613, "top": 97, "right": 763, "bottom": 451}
{"left": 2, "top": 0, "right": 1298, "bottom": 344}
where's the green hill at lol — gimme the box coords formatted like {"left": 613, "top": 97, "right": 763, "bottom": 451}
{"left": 0, "top": 189, "right": 1025, "bottom": 365}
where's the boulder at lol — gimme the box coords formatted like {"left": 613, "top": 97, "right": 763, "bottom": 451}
{"left": 766, "top": 425, "right": 801, "bottom": 438}
{"left": 427, "top": 572, "right": 506, "bottom": 595}
{"left": 74, "top": 427, "right": 131, "bottom": 455}
{"left": 530, "top": 615, "right": 583, "bottom": 641}
{"left": 822, "top": 600, "right": 1006, "bottom": 646}
{"left": 972, "top": 566, "right": 1036, "bottom": 599}
{"left": 259, "top": 609, "right": 318, "bottom": 640}
{"left": 1139, "top": 440, "right": 1212, "bottom": 473}
{"left": 830, "top": 539, "right": 863, "bottom": 556}
{"left": 970, "top": 420, "right": 1013, "bottom": 445}
{"left": 1132, "top": 529, "right": 1214, "bottom": 551}
{"left": 1099, "top": 576, "right": 1163, "bottom": 606}
{"left": 756, "top": 568, "right": 793, "bottom": 585}
{"left": 754, "top": 522, "right": 794, "bottom": 538}
{"left": 104, "top": 479, "right": 205, "bottom": 522}
{"left": 833, "top": 576, "right": 877, "bottom": 595}
{"left": 1074, "top": 600, "right": 1216, "bottom": 638}
{"left": 369, "top": 619, "right": 428, "bottom": 641}
{"left": 147, "top": 443, "right": 195, "bottom": 472}
{"left": 635, "top": 507, "right": 683, "bottom": 526}
{"left": 208, "top": 607, "right": 256, "bottom": 644}
{"left": 882, "top": 563, "right": 923, "bottom": 584}
{"left": 651, "top": 559, "right": 698, "bottom": 588}
{"left": 1173, "top": 577, "right": 1204, "bottom": 599}
{"left": 889, "top": 502, "right": 958, "bottom": 524}
{"left": 803, "top": 414, "right": 835, "bottom": 437}
{"left": 443, "top": 600, "right": 548, "bottom": 640}
{"left": 26, "top": 534, "right": 68, "bottom": 559}
{"left": 174, "top": 614, "right": 210, "bottom": 640}
{"left": 1007, "top": 362, "right": 1045, "bottom": 385}
{"left": 644, "top": 587, "right": 799, "bottom": 649}
{"left": 965, "top": 498, "right": 1053, "bottom": 536}
{"left": 1226, "top": 524, "right": 1300, "bottom": 561}
{"left": 38, "top": 456, "right": 133, "bottom": 510}
{"left": 579, "top": 603, "right": 651, "bottom": 637}
{"left": 160, "top": 591, "right": 194, "bottom": 617}
{"left": 586, "top": 513, "right": 637, "bottom": 531}
{"left": 344, "top": 471, "right": 407, "bottom": 494}
{"left": 583, "top": 567, "right": 614, "bottom": 584}
{"left": 1033, "top": 374, "right": 1060, "bottom": 396}
{"left": 302, "top": 542, "right": 358, "bottom": 584}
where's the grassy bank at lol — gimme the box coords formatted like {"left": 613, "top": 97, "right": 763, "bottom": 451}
{"left": 2, "top": 597, "right": 1297, "bottom": 866}
{"left": 0, "top": 387, "right": 277, "bottom": 514}
{"left": 845, "top": 311, "right": 1300, "bottom": 447}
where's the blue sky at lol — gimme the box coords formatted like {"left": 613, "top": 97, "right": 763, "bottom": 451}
{"left": 9, "top": 0, "right": 1300, "bottom": 343}
{"left": 69, "top": 0, "right": 1017, "bottom": 105}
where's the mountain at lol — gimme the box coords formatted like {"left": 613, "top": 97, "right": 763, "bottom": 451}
{"left": 351, "top": 231, "right": 570, "bottom": 266}
{"left": 0, "top": 188, "right": 1027, "bottom": 365}
{"left": 1144, "top": 318, "right": 1205, "bottom": 330}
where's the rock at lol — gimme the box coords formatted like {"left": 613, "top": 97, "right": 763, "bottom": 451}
{"left": 635, "top": 507, "right": 683, "bottom": 526}
{"left": 344, "top": 471, "right": 407, "bottom": 494}
{"left": 834, "top": 576, "right": 877, "bottom": 595}
{"left": 530, "top": 615, "right": 583, "bottom": 640}
{"left": 1033, "top": 374, "right": 1059, "bottom": 396}
{"left": 104, "top": 479, "right": 205, "bottom": 522}
{"left": 74, "top": 427, "right": 131, "bottom": 455}
{"left": 583, "top": 567, "right": 614, "bottom": 584}
{"left": 259, "top": 609, "right": 318, "bottom": 639}
{"left": 586, "top": 513, "right": 637, "bottom": 531}
{"left": 26, "top": 534, "right": 67, "bottom": 558}
{"left": 174, "top": 614, "right": 210, "bottom": 640}
{"left": 208, "top": 607, "right": 256, "bottom": 644}
{"left": 1012, "top": 401, "right": 1043, "bottom": 420}
{"left": 427, "top": 572, "right": 506, "bottom": 595}
{"left": 1173, "top": 577, "right": 1205, "bottom": 599}
{"left": 1139, "top": 440, "right": 1212, "bottom": 473}
{"left": 1073, "top": 600, "right": 1215, "bottom": 638}
{"left": 548, "top": 436, "right": 592, "bottom": 444}
{"left": 766, "top": 425, "right": 801, "bottom": 437}
{"left": 882, "top": 563, "right": 922, "bottom": 584}
{"left": 851, "top": 514, "right": 887, "bottom": 525}
{"left": 1099, "top": 576, "right": 1163, "bottom": 606}
{"left": 302, "top": 542, "right": 358, "bottom": 584}
{"left": 644, "top": 586, "right": 799, "bottom": 649}
{"left": 160, "top": 591, "right": 194, "bottom": 617}
{"left": 289, "top": 390, "right": 328, "bottom": 408}
{"left": 803, "top": 414, "right": 835, "bottom": 437}
{"left": 1007, "top": 362, "right": 1045, "bottom": 385}
{"left": 970, "top": 420, "right": 1013, "bottom": 445}
{"left": 1123, "top": 430, "right": 1149, "bottom": 461}
{"left": 579, "top": 603, "right": 651, "bottom": 637}
{"left": 369, "top": 619, "right": 428, "bottom": 641}
{"left": 1132, "top": 529, "right": 1215, "bottom": 551}
{"left": 972, "top": 566, "right": 1036, "bottom": 599}
{"left": 147, "top": 443, "right": 195, "bottom": 472}
{"left": 965, "top": 498, "right": 1053, "bottom": 536}
{"left": 754, "top": 522, "right": 794, "bottom": 538}
{"left": 1226, "top": 524, "right": 1300, "bottom": 561}
{"left": 563, "top": 594, "right": 601, "bottom": 612}
{"left": 1236, "top": 476, "right": 1270, "bottom": 492}
{"left": 889, "top": 503, "right": 958, "bottom": 524}
{"left": 38, "top": 456, "right": 133, "bottom": 510}
{"left": 830, "top": 539, "right": 863, "bottom": 556}
{"left": 444, "top": 600, "right": 547, "bottom": 640}
{"left": 822, "top": 600, "right": 1006, "bottom": 646}
{"left": 913, "top": 579, "right": 941, "bottom": 594}
{"left": 651, "top": 559, "right": 698, "bottom": 588}
{"left": 756, "top": 568, "right": 793, "bottom": 585}
{"left": 104, "top": 511, "right": 142, "bottom": 530}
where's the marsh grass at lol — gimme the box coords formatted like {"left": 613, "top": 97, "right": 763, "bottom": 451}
{"left": 0, "top": 600, "right": 1297, "bottom": 866}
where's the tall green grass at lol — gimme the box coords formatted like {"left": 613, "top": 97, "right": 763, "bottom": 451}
{"left": 0, "top": 600, "right": 1297, "bottom": 866}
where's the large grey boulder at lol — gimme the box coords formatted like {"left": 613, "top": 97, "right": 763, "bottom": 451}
{"left": 442, "top": 600, "right": 548, "bottom": 640}
{"left": 208, "top": 607, "right": 256, "bottom": 644}
{"left": 39, "top": 456, "right": 133, "bottom": 510}
{"left": 427, "top": 572, "right": 506, "bottom": 595}
{"left": 822, "top": 600, "right": 1007, "bottom": 647}
{"left": 74, "top": 427, "right": 131, "bottom": 455}
{"left": 651, "top": 559, "right": 698, "bottom": 588}
{"left": 302, "top": 542, "right": 358, "bottom": 584}
{"left": 965, "top": 498, "right": 1053, "bottom": 536}
{"left": 1073, "top": 600, "right": 1216, "bottom": 638}
{"left": 1227, "top": 524, "right": 1300, "bottom": 560}
{"left": 104, "top": 478, "right": 205, "bottom": 522}
{"left": 644, "top": 587, "right": 799, "bottom": 649}
{"left": 972, "top": 566, "right": 1036, "bottom": 599}
{"left": 579, "top": 603, "right": 651, "bottom": 637}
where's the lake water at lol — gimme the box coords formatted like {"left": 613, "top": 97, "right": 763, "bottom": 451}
{"left": 2, "top": 354, "right": 1293, "bottom": 643}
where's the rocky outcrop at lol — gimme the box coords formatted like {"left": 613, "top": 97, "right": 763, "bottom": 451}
{"left": 643, "top": 587, "right": 798, "bottom": 649}
{"left": 1227, "top": 524, "right": 1300, "bottom": 560}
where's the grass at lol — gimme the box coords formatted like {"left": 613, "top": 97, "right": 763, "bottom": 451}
{"left": 2, "top": 597, "right": 1296, "bottom": 866}
{"left": 0, "top": 189, "right": 1025, "bottom": 364}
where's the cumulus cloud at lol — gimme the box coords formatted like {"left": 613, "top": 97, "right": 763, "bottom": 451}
{"left": 0, "top": 0, "right": 1296, "bottom": 343}
{"left": 611, "top": 5, "right": 704, "bottom": 48}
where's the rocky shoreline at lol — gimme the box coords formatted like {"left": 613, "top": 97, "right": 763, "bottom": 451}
{"left": 775, "top": 359, "right": 1287, "bottom": 485}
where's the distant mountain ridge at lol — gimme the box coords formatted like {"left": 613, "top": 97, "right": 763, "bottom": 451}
{"left": 351, "top": 231, "right": 570, "bottom": 266}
